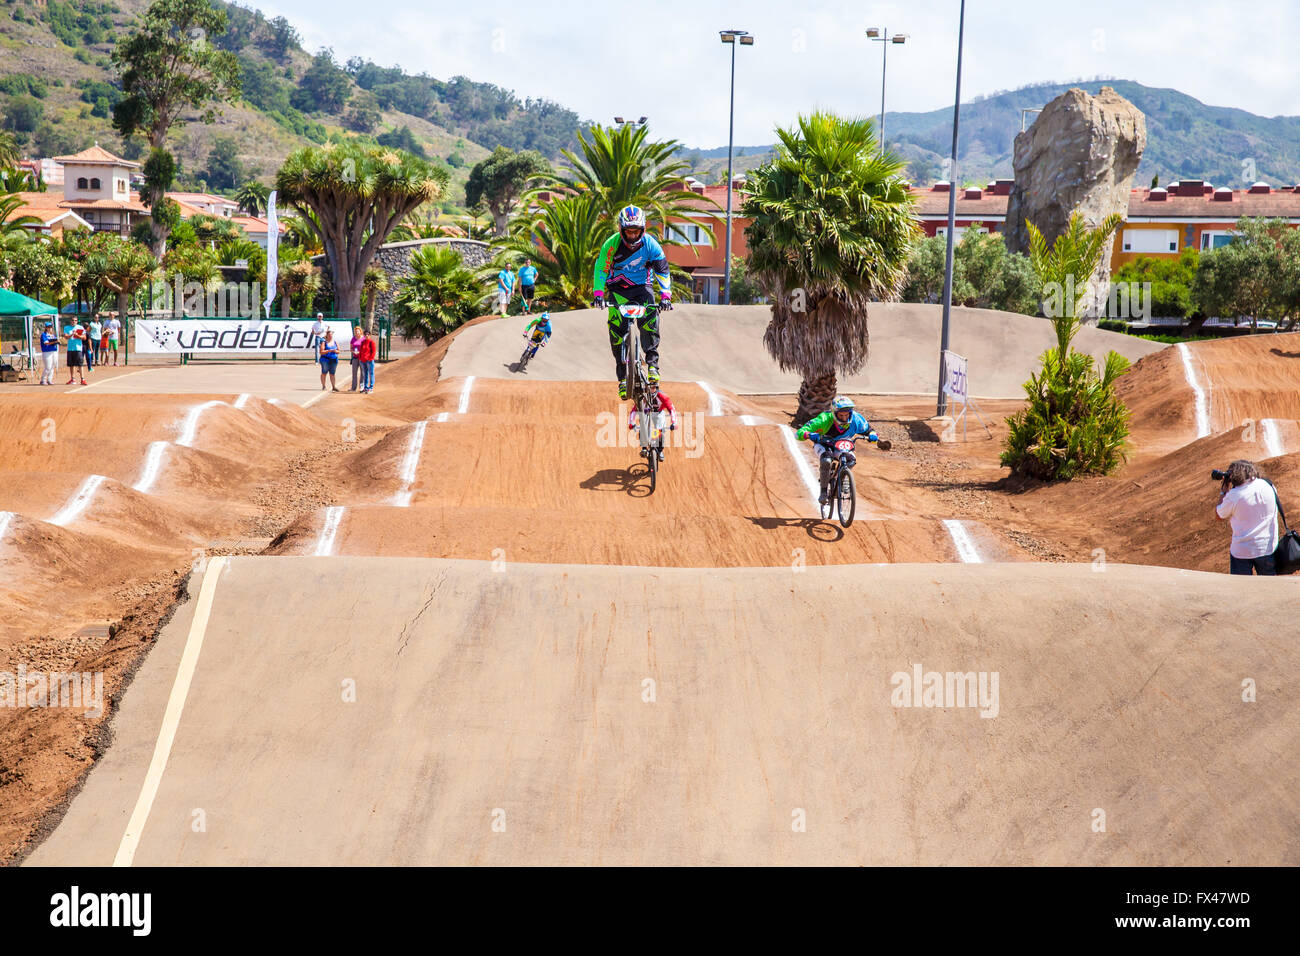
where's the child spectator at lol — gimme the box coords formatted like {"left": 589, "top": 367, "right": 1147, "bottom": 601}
{"left": 358, "top": 329, "right": 377, "bottom": 393}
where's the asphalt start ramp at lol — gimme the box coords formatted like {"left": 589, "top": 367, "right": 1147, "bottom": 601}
{"left": 29, "top": 557, "right": 1298, "bottom": 866}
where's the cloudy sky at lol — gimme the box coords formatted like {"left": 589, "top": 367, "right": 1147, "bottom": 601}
{"left": 252, "top": 0, "right": 1299, "bottom": 147}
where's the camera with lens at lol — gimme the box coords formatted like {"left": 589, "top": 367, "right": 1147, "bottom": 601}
{"left": 1211, "top": 468, "right": 1229, "bottom": 481}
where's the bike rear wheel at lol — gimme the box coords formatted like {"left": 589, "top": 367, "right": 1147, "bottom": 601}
{"left": 837, "top": 467, "right": 856, "bottom": 528}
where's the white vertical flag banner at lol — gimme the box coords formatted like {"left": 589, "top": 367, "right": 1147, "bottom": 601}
{"left": 263, "top": 190, "right": 278, "bottom": 319}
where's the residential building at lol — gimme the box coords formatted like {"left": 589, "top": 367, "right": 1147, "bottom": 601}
{"left": 663, "top": 177, "right": 750, "bottom": 304}
{"left": 2, "top": 192, "right": 91, "bottom": 238}
{"left": 230, "top": 215, "right": 286, "bottom": 250}
{"left": 166, "top": 191, "right": 240, "bottom": 218}
{"left": 54, "top": 144, "right": 147, "bottom": 236}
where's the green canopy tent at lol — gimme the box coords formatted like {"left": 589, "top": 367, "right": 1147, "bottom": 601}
{"left": 0, "top": 289, "right": 59, "bottom": 372}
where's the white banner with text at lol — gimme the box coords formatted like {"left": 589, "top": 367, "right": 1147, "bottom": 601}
{"left": 134, "top": 319, "right": 356, "bottom": 354}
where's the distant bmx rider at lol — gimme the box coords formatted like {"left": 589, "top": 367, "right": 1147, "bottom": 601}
{"left": 797, "top": 396, "right": 889, "bottom": 504}
{"left": 523, "top": 306, "right": 552, "bottom": 361}
{"left": 628, "top": 389, "right": 677, "bottom": 461}
{"left": 593, "top": 205, "right": 672, "bottom": 400}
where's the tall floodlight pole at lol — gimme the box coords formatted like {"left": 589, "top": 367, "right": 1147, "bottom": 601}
{"left": 866, "top": 28, "right": 909, "bottom": 150}
{"left": 720, "top": 29, "right": 753, "bottom": 305}
{"left": 937, "top": 1, "right": 966, "bottom": 417}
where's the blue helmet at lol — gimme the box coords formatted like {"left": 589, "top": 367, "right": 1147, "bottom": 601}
{"left": 832, "top": 396, "right": 855, "bottom": 421}
{"left": 618, "top": 205, "right": 647, "bottom": 246}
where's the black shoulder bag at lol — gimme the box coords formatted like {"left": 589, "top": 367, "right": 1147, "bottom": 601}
{"left": 1265, "top": 480, "right": 1300, "bottom": 575}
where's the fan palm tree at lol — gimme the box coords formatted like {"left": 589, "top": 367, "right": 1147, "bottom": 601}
{"left": 527, "top": 123, "right": 718, "bottom": 247}
{"left": 361, "top": 265, "right": 390, "bottom": 331}
{"left": 390, "top": 244, "right": 489, "bottom": 344}
{"left": 500, "top": 192, "right": 605, "bottom": 309}
{"left": 743, "top": 112, "right": 920, "bottom": 425}
{"left": 234, "top": 179, "right": 270, "bottom": 216}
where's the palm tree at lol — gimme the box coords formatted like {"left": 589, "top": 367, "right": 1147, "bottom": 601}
{"left": 280, "top": 212, "right": 324, "bottom": 256}
{"left": 0, "top": 132, "right": 20, "bottom": 168}
{"left": 275, "top": 248, "right": 322, "bottom": 317}
{"left": 0, "top": 193, "right": 42, "bottom": 239}
{"left": 743, "top": 112, "right": 920, "bottom": 425}
{"left": 361, "top": 265, "right": 390, "bottom": 331}
{"left": 390, "top": 245, "right": 489, "bottom": 344}
{"left": 501, "top": 193, "right": 606, "bottom": 309}
{"left": 528, "top": 123, "right": 718, "bottom": 246}
{"left": 190, "top": 213, "right": 245, "bottom": 250}
{"left": 102, "top": 242, "right": 157, "bottom": 318}
{"left": 234, "top": 179, "right": 270, "bottom": 216}
{"left": 1028, "top": 211, "right": 1124, "bottom": 340}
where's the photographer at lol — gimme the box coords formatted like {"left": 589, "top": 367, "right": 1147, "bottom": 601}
{"left": 1214, "top": 460, "right": 1279, "bottom": 575}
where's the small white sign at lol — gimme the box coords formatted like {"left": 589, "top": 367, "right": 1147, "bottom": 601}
{"left": 942, "top": 350, "right": 969, "bottom": 400}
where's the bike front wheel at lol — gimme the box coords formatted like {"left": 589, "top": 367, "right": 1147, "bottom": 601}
{"left": 820, "top": 464, "right": 836, "bottom": 521}
{"left": 519, "top": 345, "right": 531, "bottom": 370}
{"left": 837, "top": 467, "right": 856, "bottom": 528}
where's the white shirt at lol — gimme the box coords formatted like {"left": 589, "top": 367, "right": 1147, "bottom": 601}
{"left": 1216, "top": 478, "right": 1279, "bottom": 559}
{"left": 311, "top": 319, "right": 326, "bottom": 335}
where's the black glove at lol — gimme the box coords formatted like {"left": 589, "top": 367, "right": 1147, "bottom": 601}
{"left": 658, "top": 295, "right": 674, "bottom": 312}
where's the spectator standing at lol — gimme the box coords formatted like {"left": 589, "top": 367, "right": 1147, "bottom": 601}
{"left": 63, "top": 319, "right": 87, "bottom": 386}
{"left": 358, "top": 329, "right": 377, "bottom": 393}
{"left": 39, "top": 321, "right": 59, "bottom": 385}
{"left": 1215, "top": 460, "right": 1280, "bottom": 575}
{"left": 87, "top": 317, "right": 103, "bottom": 369}
{"left": 518, "top": 258, "right": 538, "bottom": 314}
{"left": 495, "top": 264, "right": 516, "bottom": 318}
{"left": 104, "top": 315, "right": 122, "bottom": 365}
{"left": 311, "top": 313, "right": 327, "bottom": 360}
{"left": 319, "top": 329, "right": 340, "bottom": 392}
{"left": 349, "top": 325, "right": 364, "bottom": 391}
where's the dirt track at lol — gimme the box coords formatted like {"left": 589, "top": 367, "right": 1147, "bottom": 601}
{"left": 1, "top": 314, "right": 1298, "bottom": 865}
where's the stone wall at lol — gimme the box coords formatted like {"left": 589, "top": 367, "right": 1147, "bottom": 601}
{"left": 311, "top": 238, "right": 492, "bottom": 318}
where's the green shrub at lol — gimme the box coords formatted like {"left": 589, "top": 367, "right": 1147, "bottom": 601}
{"left": 1001, "top": 342, "right": 1132, "bottom": 480}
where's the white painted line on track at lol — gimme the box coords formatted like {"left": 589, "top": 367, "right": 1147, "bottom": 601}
{"left": 113, "top": 555, "right": 228, "bottom": 867}
{"left": 314, "top": 506, "right": 345, "bottom": 556}
{"left": 435, "top": 412, "right": 450, "bottom": 423}
{"left": 77, "top": 369, "right": 153, "bottom": 391}
{"left": 696, "top": 380, "right": 723, "bottom": 416}
{"left": 1261, "top": 418, "right": 1285, "bottom": 459}
{"left": 393, "top": 421, "right": 428, "bottom": 507}
{"left": 0, "top": 510, "right": 14, "bottom": 546}
{"left": 132, "top": 441, "right": 169, "bottom": 494}
{"left": 50, "top": 474, "right": 107, "bottom": 527}
{"left": 302, "top": 391, "right": 328, "bottom": 408}
{"left": 778, "top": 427, "right": 823, "bottom": 513}
{"left": 1177, "top": 343, "right": 1211, "bottom": 439}
{"left": 233, "top": 393, "right": 251, "bottom": 409}
{"left": 175, "top": 400, "right": 224, "bottom": 448}
{"left": 739, "top": 414, "right": 770, "bottom": 426}
{"left": 943, "top": 519, "right": 983, "bottom": 563}
{"left": 457, "top": 376, "right": 475, "bottom": 414}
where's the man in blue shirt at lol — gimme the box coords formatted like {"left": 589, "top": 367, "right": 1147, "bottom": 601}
{"left": 63, "top": 320, "right": 87, "bottom": 386}
{"left": 496, "top": 264, "right": 516, "bottom": 318}
{"left": 39, "top": 321, "right": 60, "bottom": 385}
{"left": 518, "top": 258, "right": 539, "bottom": 314}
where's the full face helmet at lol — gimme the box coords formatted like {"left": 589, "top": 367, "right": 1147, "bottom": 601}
{"left": 832, "top": 396, "right": 855, "bottom": 425}
{"left": 618, "top": 205, "right": 647, "bottom": 247}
